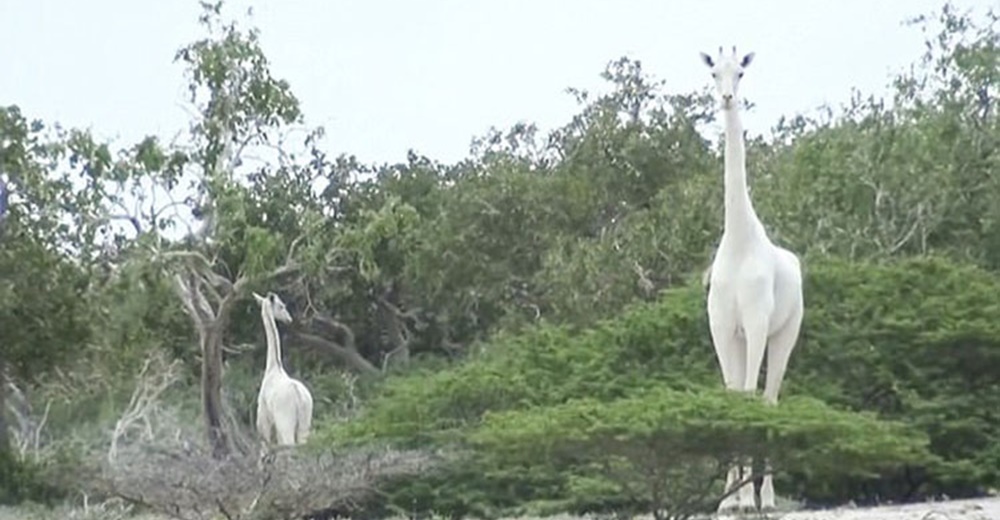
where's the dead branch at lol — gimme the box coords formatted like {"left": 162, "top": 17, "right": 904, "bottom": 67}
{"left": 375, "top": 294, "right": 423, "bottom": 325}
{"left": 440, "top": 336, "right": 466, "bottom": 356}
{"left": 375, "top": 287, "right": 423, "bottom": 369}
{"left": 109, "top": 352, "right": 181, "bottom": 464}
{"left": 174, "top": 272, "right": 216, "bottom": 327}
{"left": 888, "top": 202, "right": 926, "bottom": 255}
{"left": 632, "top": 259, "right": 655, "bottom": 296}
{"left": 339, "top": 372, "right": 361, "bottom": 416}
{"left": 381, "top": 345, "right": 409, "bottom": 373}
{"left": 4, "top": 376, "right": 51, "bottom": 458}
{"left": 98, "top": 402, "right": 436, "bottom": 520}
{"left": 221, "top": 343, "right": 256, "bottom": 356}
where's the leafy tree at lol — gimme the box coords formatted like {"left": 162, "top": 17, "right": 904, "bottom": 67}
{"left": 0, "top": 107, "right": 102, "bottom": 495}
{"left": 471, "top": 388, "right": 928, "bottom": 520}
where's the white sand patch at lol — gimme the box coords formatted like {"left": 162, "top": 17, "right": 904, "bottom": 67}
{"left": 763, "top": 496, "right": 1000, "bottom": 520}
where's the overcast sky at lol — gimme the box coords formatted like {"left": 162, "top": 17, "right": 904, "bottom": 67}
{"left": 1, "top": 0, "right": 996, "bottom": 166}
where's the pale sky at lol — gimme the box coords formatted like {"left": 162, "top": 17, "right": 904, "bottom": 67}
{"left": 1, "top": 0, "right": 996, "bottom": 166}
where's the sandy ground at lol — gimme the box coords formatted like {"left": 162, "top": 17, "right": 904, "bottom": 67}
{"left": 734, "top": 496, "right": 1000, "bottom": 520}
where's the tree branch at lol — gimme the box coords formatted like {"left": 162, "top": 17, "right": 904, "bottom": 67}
{"left": 293, "top": 331, "right": 378, "bottom": 376}
{"left": 173, "top": 272, "right": 214, "bottom": 328}
{"left": 376, "top": 294, "right": 423, "bottom": 324}
{"left": 312, "top": 314, "right": 357, "bottom": 345}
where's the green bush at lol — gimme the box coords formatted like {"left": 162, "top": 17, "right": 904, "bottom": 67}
{"left": 787, "top": 255, "right": 1000, "bottom": 501}
{"left": 319, "top": 256, "right": 1000, "bottom": 516}
{"left": 0, "top": 449, "right": 61, "bottom": 506}
{"left": 323, "top": 280, "right": 717, "bottom": 447}
{"left": 471, "top": 387, "right": 928, "bottom": 519}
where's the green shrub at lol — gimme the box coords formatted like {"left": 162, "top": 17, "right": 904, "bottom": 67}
{"left": 321, "top": 256, "right": 1000, "bottom": 515}
{"left": 786, "top": 255, "right": 1000, "bottom": 502}
{"left": 0, "top": 449, "right": 61, "bottom": 506}
{"left": 471, "top": 387, "right": 928, "bottom": 519}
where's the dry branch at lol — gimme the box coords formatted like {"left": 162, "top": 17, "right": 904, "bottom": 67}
{"left": 104, "top": 443, "right": 434, "bottom": 520}
{"left": 109, "top": 353, "right": 181, "bottom": 464}
{"left": 3, "top": 376, "right": 51, "bottom": 458}
{"left": 87, "top": 364, "right": 435, "bottom": 520}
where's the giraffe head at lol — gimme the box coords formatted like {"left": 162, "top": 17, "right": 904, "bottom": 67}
{"left": 700, "top": 46, "right": 755, "bottom": 110}
{"left": 253, "top": 291, "right": 293, "bottom": 324}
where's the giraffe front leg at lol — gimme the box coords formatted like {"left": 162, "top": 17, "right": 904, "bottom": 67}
{"left": 735, "top": 308, "right": 772, "bottom": 513}
{"left": 759, "top": 466, "right": 776, "bottom": 512}
{"left": 255, "top": 399, "right": 273, "bottom": 444}
{"left": 760, "top": 311, "right": 803, "bottom": 512}
{"left": 739, "top": 464, "right": 757, "bottom": 512}
{"left": 718, "top": 463, "right": 758, "bottom": 514}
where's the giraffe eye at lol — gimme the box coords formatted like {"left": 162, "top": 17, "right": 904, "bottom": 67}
{"left": 712, "top": 72, "right": 718, "bottom": 79}
{"left": 738, "top": 72, "right": 744, "bottom": 78}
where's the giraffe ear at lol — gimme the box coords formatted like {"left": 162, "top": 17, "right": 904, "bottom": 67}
{"left": 700, "top": 52, "right": 714, "bottom": 67}
{"left": 252, "top": 292, "right": 266, "bottom": 304}
{"left": 741, "top": 52, "right": 755, "bottom": 68}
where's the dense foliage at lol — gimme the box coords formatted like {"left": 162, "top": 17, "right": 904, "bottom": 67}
{"left": 1, "top": 2, "right": 999, "bottom": 519}
{"left": 324, "top": 256, "right": 998, "bottom": 517}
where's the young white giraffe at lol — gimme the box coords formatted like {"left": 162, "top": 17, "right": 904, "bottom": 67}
{"left": 254, "top": 291, "right": 314, "bottom": 446}
{"left": 701, "top": 47, "right": 804, "bottom": 514}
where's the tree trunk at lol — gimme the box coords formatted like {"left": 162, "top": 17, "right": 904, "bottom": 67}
{"left": 378, "top": 282, "right": 413, "bottom": 369}
{"left": 294, "top": 331, "right": 379, "bottom": 376}
{"left": 201, "top": 328, "right": 229, "bottom": 459}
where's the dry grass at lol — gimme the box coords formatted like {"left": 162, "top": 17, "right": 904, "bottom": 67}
{"left": 97, "top": 439, "right": 435, "bottom": 520}
{"left": 0, "top": 498, "right": 162, "bottom": 520}
{"left": 90, "top": 353, "right": 435, "bottom": 520}
{"left": 8, "top": 351, "right": 435, "bottom": 520}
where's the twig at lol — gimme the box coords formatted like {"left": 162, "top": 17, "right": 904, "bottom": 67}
{"left": 109, "top": 353, "right": 181, "bottom": 464}
{"left": 32, "top": 399, "right": 51, "bottom": 455}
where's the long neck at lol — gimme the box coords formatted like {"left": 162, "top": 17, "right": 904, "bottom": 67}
{"left": 722, "top": 107, "right": 759, "bottom": 241}
{"left": 261, "top": 306, "right": 284, "bottom": 373}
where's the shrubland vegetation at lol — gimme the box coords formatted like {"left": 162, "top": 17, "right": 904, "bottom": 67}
{"left": 2, "top": 2, "right": 1000, "bottom": 519}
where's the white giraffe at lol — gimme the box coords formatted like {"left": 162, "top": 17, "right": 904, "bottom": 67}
{"left": 254, "top": 291, "right": 314, "bottom": 446}
{"left": 701, "top": 47, "right": 804, "bottom": 514}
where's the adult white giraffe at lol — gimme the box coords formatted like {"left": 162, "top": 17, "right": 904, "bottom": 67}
{"left": 254, "top": 291, "right": 314, "bottom": 446}
{"left": 701, "top": 47, "right": 804, "bottom": 514}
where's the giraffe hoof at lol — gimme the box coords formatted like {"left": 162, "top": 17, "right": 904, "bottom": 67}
{"left": 717, "top": 502, "right": 740, "bottom": 515}
{"left": 716, "top": 503, "right": 751, "bottom": 517}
